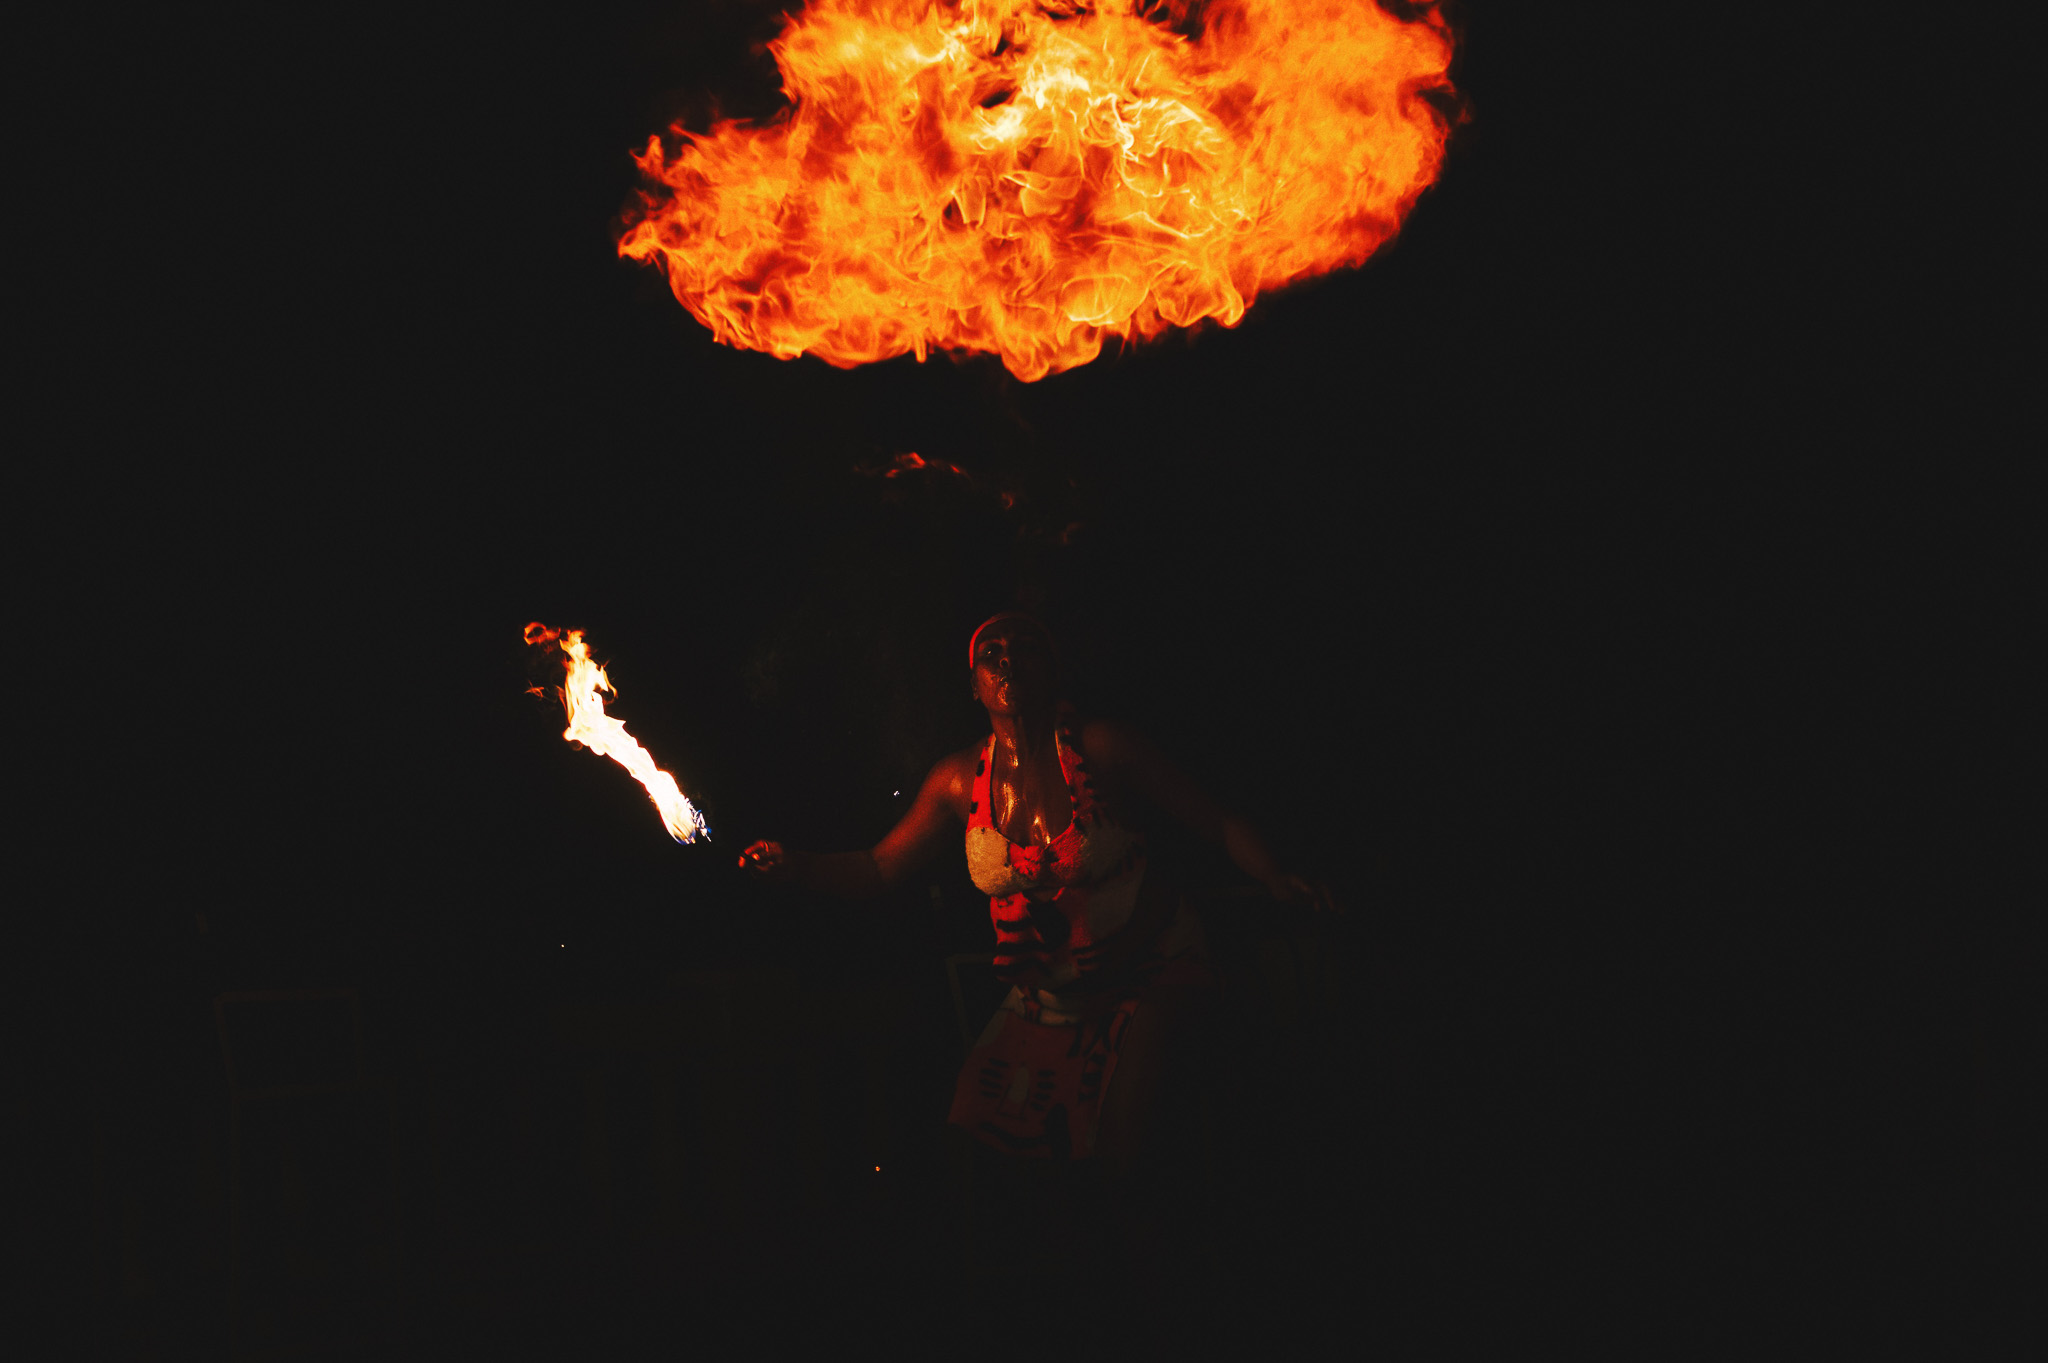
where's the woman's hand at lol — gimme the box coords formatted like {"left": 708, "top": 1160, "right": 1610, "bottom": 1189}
{"left": 1265, "top": 871, "right": 1340, "bottom": 916}
{"left": 739, "top": 840, "right": 802, "bottom": 882}
{"left": 738, "top": 842, "right": 896, "bottom": 898}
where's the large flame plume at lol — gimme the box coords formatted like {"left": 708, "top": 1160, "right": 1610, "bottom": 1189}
{"left": 619, "top": 0, "right": 1457, "bottom": 381}
{"left": 524, "top": 623, "right": 708, "bottom": 843}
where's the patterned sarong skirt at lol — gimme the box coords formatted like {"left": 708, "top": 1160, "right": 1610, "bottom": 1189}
{"left": 945, "top": 983, "right": 1146, "bottom": 1161}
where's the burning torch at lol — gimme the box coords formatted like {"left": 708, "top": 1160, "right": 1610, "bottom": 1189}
{"left": 523, "top": 622, "right": 708, "bottom": 844}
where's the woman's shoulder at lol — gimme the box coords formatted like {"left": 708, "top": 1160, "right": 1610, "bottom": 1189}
{"left": 925, "top": 739, "right": 987, "bottom": 796}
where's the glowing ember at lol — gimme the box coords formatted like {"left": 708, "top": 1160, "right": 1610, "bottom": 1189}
{"left": 619, "top": 0, "right": 1457, "bottom": 381}
{"left": 524, "top": 623, "right": 708, "bottom": 843}
{"left": 875, "top": 451, "right": 966, "bottom": 478}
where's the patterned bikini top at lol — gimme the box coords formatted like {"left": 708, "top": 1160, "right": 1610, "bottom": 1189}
{"left": 965, "top": 726, "right": 1139, "bottom": 898}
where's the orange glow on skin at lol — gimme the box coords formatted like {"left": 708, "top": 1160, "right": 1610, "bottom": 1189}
{"left": 619, "top": 0, "right": 1456, "bottom": 380}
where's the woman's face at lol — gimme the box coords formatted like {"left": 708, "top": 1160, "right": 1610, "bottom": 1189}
{"left": 971, "top": 621, "right": 1057, "bottom": 717}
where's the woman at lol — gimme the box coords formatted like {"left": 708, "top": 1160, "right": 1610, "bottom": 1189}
{"left": 740, "top": 612, "right": 1333, "bottom": 1325}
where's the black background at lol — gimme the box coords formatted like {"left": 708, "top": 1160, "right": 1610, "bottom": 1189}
{"left": 31, "top": 0, "right": 2024, "bottom": 1354}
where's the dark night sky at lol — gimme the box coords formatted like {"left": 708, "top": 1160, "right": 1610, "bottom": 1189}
{"left": 72, "top": 9, "right": 1981, "bottom": 919}
{"left": 33, "top": 1, "right": 2021, "bottom": 1320}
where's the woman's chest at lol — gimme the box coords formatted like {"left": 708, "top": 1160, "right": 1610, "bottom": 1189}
{"left": 988, "top": 743, "right": 1135, "bottom": 845}
{"left": 990, "top": 755, "right": 1072, "bottom": 846}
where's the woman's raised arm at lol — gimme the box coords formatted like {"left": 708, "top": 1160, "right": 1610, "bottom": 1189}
{"left": 739, "top": 748, "right": 973, "bottom": 898}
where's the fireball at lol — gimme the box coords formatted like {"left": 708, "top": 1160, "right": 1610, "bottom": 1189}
{"left": 619, "top": 0, "right": 1456, "bottom": 380}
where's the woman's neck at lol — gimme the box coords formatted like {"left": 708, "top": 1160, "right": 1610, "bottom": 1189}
{"left": 990, "top": 706, "right": 1058, "bottom": 762}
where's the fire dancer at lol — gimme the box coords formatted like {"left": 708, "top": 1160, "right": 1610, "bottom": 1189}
{"left": 740, "top": 611, "right": 1333, "bottom": 1327}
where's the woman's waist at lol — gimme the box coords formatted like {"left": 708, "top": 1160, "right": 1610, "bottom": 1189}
{"left": 1007, "top": 893, "right": 1203, "bottom": 1011}
{"left": 985, "top": 869, "right": 1148, "bottom": 962}
{"left": 1017, "top": 866, "right": 1140, "bottom": 900}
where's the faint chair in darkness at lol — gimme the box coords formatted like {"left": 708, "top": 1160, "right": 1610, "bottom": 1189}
{"left": 214, "top": 989, "right": 400, "bottom": 1361}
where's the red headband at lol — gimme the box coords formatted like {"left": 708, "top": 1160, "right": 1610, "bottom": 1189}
{"left": 967, "top": 612, "right": 1053, "bottom": 670}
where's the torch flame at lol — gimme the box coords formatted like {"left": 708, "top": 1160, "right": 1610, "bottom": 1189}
{"left": 619, "top": 0, "right": 1456, "bottom": 381}
{"left": 524, "top": 623, "right": 708, "bottom": 844}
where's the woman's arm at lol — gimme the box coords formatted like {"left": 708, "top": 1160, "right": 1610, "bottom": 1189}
{"left": 739, "top": 749, "right": 973, "bottom": 898}
{"left": 1080, "top": 718, "right": 1338, "bottom": 913}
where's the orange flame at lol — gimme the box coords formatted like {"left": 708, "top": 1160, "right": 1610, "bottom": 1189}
{"left": 618, "top": 0, "right": 1456, "bottom": 381}
{"left": 524, "top": 623, "right": 708, "bottom": 844}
